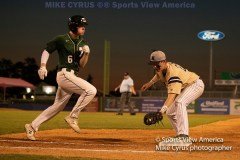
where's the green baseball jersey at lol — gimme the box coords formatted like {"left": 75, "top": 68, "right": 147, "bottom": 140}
{"left": 45, "top": 33, "right": 87, "bottom": 72}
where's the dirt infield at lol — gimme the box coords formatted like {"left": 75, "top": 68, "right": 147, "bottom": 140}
{"left": 0, "top": 118, "right": 240, "bottom": 160}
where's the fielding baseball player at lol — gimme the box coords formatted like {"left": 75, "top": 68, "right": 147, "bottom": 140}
{"left": 25, "top": 15, "right": 97, "bottom": 140}
{"left": 141, "top": 50, "right": 204, "bottom": 140}
{"left": 114, "top": 72, "right": 137, "bottom": 115}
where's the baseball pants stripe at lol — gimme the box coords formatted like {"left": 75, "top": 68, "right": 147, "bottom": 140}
{"left": 166, "top": 79, "right": 204, "bottom": 135}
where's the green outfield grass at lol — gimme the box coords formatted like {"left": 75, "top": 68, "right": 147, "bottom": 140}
{"left": 0, "top": 108, "right": 239, "bottom": 135}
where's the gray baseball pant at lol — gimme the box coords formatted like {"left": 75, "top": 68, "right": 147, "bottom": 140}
{"left": 31, "top": 69, "right": 97, "bottom": 131}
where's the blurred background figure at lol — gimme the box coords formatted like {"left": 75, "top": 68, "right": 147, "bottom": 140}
{"left": 115, "top": 72, "right": 136, "bottom": 115}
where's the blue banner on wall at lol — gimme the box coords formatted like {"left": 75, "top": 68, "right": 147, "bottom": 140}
{"left": 196, "top": 99, "right": 230, "bottom": 114}
{"left": 140, "top": 98, "right": 164, "bottom": 112}
{"left": 104, "top": 97, "right": 195, "bottom": 113}
{"left": 103, "top": 97, "right": 163, "bottom": 112}
{"left": 104, "top": 97, "right": 140, "bottom": 112}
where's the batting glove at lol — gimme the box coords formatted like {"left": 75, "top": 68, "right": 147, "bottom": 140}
{"left": 160, "top": 105, "right": 168, "bottom": 114}
{"left": 83, "top": 45, "right": 90, "bottom": 54}
{"left": 38, "top": 66, "right": 48, "bottom": 80}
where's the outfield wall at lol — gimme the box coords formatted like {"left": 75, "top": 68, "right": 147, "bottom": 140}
{"left": 230, "top": 99, "right": 240, "bottom": 115}
{"left": 103, "top": 97, "right": 240, "bottom": 115}
{"left": 1, "top": 97, "right": 99, "bottom": 112}
{"left": 1, "top": 97, "right": 240, "bottom": 115}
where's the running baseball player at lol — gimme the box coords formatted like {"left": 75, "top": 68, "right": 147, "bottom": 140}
{"left": 141, "top": 50, "right": 204, "bottom": 142}
{"left": 25, "top": 15, "right": 97, "bottom": 140}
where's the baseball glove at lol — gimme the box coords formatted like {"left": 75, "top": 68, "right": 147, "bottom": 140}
{"left": 144, "top": 112, "right": 163, "bottom": 125}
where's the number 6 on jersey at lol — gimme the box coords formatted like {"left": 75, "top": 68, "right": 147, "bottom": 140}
{"left": 68, "top": 55, "right": 73, "bottom": 63}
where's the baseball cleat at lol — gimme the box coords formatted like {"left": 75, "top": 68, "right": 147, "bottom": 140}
{"left": 25, "top": 124, "right": 36, "bottom": 141}
{"left": 64, "top": 115, "right": 80, "bottom": 133}
{"left": 175, "top": 134, "right": 189, "bottom": 138}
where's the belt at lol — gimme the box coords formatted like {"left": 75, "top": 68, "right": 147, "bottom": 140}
{"left": 185, "top": 78, "right": 201, "bottom": 88}
{"left": 121, "top": 91, "right": 131, "bottom": 93}
{"left": 59, "top": 68, "right": 78, "bottom": 76}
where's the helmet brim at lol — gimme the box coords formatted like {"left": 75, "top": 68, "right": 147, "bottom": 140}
{"left": 79, "top": 22, "right": 88, "bottom": 26}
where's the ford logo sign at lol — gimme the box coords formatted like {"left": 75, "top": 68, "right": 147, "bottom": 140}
{"left": 198, "top": 30, "right": 225, "bottom": 41}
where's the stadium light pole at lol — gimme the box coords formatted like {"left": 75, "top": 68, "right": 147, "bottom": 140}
{"left": 198, "top": 30, "right": 225, "bottom": 90}
{"left": 103, "top": 40, "right": 110, "bottom": 97}
{"left": 209, "top": 41, "right": 213, "bottom": 89}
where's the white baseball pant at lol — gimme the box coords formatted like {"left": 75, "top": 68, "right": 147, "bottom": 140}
{"left": 31, "top": 68, "right": 97, "bottom": 131}
{"left": 166, "top": 79, "right": 204, "bottom": 136}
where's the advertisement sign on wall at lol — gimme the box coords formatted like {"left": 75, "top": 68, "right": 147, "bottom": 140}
{"left": 104, "top": 97, "right": 139, "bottom": 112}
{"left": 140, "top": 98, "right": 164, "bottom": 112}
{"left": 230, "top": 99, "right": 240, "bottom": 115}
{"left": 103, "top": 97, "right": 196, "bottom": 113}
{"left": 196, "top": 99, "right": 230, "bottom": 114}
{"left": 187, "top": 101, "right": 196, "bottom": 113}
{"left": 104, "top": 98, "right": 118, "bottom": 112}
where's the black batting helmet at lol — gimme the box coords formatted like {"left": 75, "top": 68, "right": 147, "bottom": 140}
{"left": 68, "top": 15, "right": 88, "bottom": 33}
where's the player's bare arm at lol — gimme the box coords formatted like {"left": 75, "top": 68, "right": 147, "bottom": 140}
{"left": 79, "top": 45, "right": 90, "bottom": 68}
{"left": 130, "top": 86, "right": 137, "bottom": 95}
{"left": 79, "top": 52, "right": 89, "bottom": 68}
{"left": 164, "top": 93, "right": 177, "bottom": 107}
{"left": 38, "top": 50, "right": 50, "bottom": 80}
{"left": 115, "top": 85, "right": 121, "bottom": 91}
{"left": 141, "top": 74, "right": 160, "bottom": 91}
{"left": 141, "top": 82, "right": 152, "bottom": 91}
{"left": 141, "top": 79, "right": 157, "bottom": 91}
{"left": 160, "top": 93, "right": 177, "bottom": 113}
